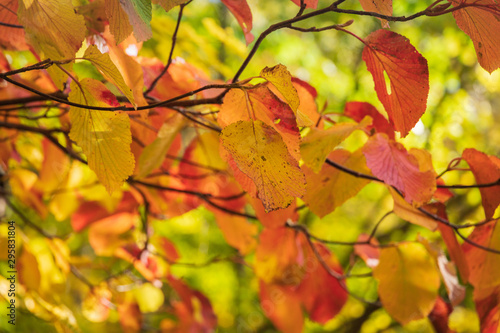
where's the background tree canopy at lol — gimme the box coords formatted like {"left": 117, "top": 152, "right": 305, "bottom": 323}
{"left": 0, "top": 0, "right": 499, "bottom": 332}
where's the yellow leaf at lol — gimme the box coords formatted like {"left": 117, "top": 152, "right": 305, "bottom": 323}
{"left": 17, "top": 247, "right": 41, "bottom": 291}
{"left": 260, "top": 64, "right": 300, "bottom": 113}
{"left": 389, "top": 188, "right": 438, "bottom": 230}
{"left": 137, "top": 113, "right": 184, "bottom": 178}
{"left": 18, "top": 0, "right": 85, "bottom": 88}
{"left": 105, "top": 0, "right": 133, "bottom": 44}
{"left": 220, "top": 120, "right": 305, "bottom": 212}
{"left": 83, "top": 45, "right": 135, "bottom": 106}
{"left": 303, "top": 149, "right": 372, "bottom": 217}
{"left": 18, "top": 0, "right": 85, "bottom": 59}
{"left": 301, "top": 117, "right": 372, "bottom": 173}
{"left": 134, "top": 283, "right": 164, "bottom": 313}
{"left": 69, "top": 78, "right": 135, "bottom": 193}
{"left": 373, "top": 242, "right": 440, "bottom": 325}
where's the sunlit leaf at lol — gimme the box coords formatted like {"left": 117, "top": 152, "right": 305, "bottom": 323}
{"left": 364, "top": 133, "right": 436, "bottom": 205}
{"left": 301, "top": 117, "right": 371, "bottom": 173}
{"left": 260, "top": 64, "right": 300, "bottom": 112}
{"left": 83, "top": 45, "right": 135, "bottom": 106}
{"left": 451, "top": 0, "right": 500, "bottom": 73}
{"left": 153, "top": 0, "right": 189, "bottom": 12}
{"left": 105, "top": 0, "right": 133, "bottom": 44}
{"left": 362, "top": 30, "right": 429, "bottom": 137}
{"left": 115, "top": 0, "right": 152, "bottom": 43}
{"left": 373, "top": 242, "right": 440, "bottom": 325}
{"left": 462, "top": 148, "right": 500, "bottom": 219}
{"left": 220, "top": 120, "right": 305, "bottom": 211}
{"left": 303, "top": 149, "right": 372, "bottom": 217}
{"left": 390, "top": 188, "right": 439, "bottom": 230}
{"left": 69, "top": 78, "right": 135, "bottom": 193}
{"left": 82, "top": 285, "right": 112, "bottom": 322}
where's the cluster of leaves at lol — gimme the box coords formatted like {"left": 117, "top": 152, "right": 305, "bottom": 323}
{"left": 0, "top": 0, "right": 499, "bottom": 332}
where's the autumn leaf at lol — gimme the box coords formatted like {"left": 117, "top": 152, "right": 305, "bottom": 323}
{"left": 301, "top": 117, "right": 371, "bottom": 173}
{"left": 221, "top": 0, "right": 254, "bottom": 44}
{"left": 0, "top": 0, "right": 28, "bottom": 50}
{"left": 115, "top": 0, "right": 152, "bottom": 43}
{"left": 354, "top": 234, "right": 380, "bottom": 268}
{"left": 219, "top": 86, "right": 301, "bottom": 160}
{"left": 220, "top": 120, "right": 305, "bottom": 211}
{"left": 362, "top": 30, "right": 429, "bottom": 137}
{"left": 451, "top": 0, "right": 500, "bottom": 73}
{"left": 344, "top": 101, "right": 395, "bottom": 139}
{"left": 462, "top": 221, "right": 500, "bottom": 290}
{"left": 17, "top": 246, "right": 41, "bottom": 291}
{"left": 105, "top": 0, "right": 133, "bottom": 44}
{"left": 137, "top": 113, "right": 184, "bottom": 178}
{"left": 373, "top": 242, "right": 440, "bottom": 325}
{"left": 260, "top": 64, "right": 300, "bottom": 113}
{"left": 462, "top": 148, "right": 500, "bottom": 219}
{"left": 153, "top": 0, "right": 190, "bottom": 12}
{"left": 389, "top": 188, "right": 438, "bottom": 230}
{"left": 69, "top": 78, "right": 135, "bottom": 193}
{"left": 364, "top": 133, "right": 436, "bottom": 205}
{"left": 83, "top": 45, "right": 135, "bottom": 106}
{"left": 290, "top": 0, "right": 318, "bottom": 9}
{"left": 303, "top": 149, "right": 373, "bottom": 217}
{"left": 259, "top": 282, "right": 304, "bottom": 333}
{"left": 251, "top": 197, "right": 299, "bottom": 229}
{"left": 428, "top": 297, "right": 454, "bottom": 333}
{"left": 212, "top": 210, "right": 258, "bottom": 255}
{"left": 359, "top": 0, "right": 392, "bottom": 28}
{"left": 474, "top": 286, "right": 500, "bottom": 333}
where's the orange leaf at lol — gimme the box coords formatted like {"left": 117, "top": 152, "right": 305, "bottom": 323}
{"left": 260, "top": 64, "right": 300, "bottom": 112}
{"left": 220, "top": 120, "right": 305, "bottom": 211}
{"left": 0, "top": 0, "right": 28, "bottom": 50}
{"left": 364, "top": 134, "right": 436, "bottom": 205}
{"left": 451, "top": 0, "right": 500, "bottom": 73}
{"left": 390, "top": 188, "right": 439, "bottom": 230}
{"left": 295, "top": 241, "right": 347, "bottom": 324}
{"left": 221, "top": 0, "right": 254, "bottom": 44}
{"left": 292, "top": 77, "right": 321, "bottom": 127}
{"left": 290, "top": 0, "right": 318, "bottom": 9}
{"left": 344, "top": 101, "right": 394, "bottom": 139}
{"left": 462, "top": 220, "right": 500, "bottom": 289}
{"left": 259, "top": 281, "right": 304, "bottom": 333}
{"left": 303, "top": 149, "right": 372, "bottom": 218}
{"left": 212, "top": 210, "right": 258, "bottom": 255}
{"left": 251, "top": 197, "right": 299, "bottom": 229}
{"left": 462, "top": 148, "right": 500, "bottom": 219}
{"left": 359, "top": 0, "right": 392, "bottom": 28}
{"left": 362, "top": 30, "right": 429, "bottom": 137}
{"left": 118, "top": 302, "right": 142, "bottom": 333}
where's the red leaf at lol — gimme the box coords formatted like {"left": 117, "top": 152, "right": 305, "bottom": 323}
{"left": 462, "top": 148, "right": 500, "bottom": 219}
{"left": 428, "top": 297, "right": 455, "bottom": 333}
{"left": 221, "top": 0, "right": 254, "bottom": 45}
{"left": 344, "top": 101, "right": 395, "bottom": 139}
{"left": 362, "top": 30, "right": 429, "bottom": 137}
{"left": 451, "top": 0, "right": 500, "bottom": 73}
{"left": 434, "top": 178, "right": 454, "bottom": 203}
{"left": 475, "top": 286, "right": 500, "bottom": 333}
{"left": 363, "top": 133, "right": 436, "bottom": 205}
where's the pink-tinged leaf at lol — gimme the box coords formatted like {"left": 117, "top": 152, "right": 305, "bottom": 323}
{"left": 362, "top": 30, "right": 429, "bottom": 137}
{"left": 451, "top": 0, "right": 500, "bottom": 73}
{"left": 474, "top": 286, "right": 500, "bottom": 333}
{"left": 221, "top": 0, "right": 254, "bottom": 45}
{"left": 462, "top": 220, "right": 500, "bottom": 290}
{"left": 364, "top": 134, "right": 436, "bottom": 205}
{"left": 354, "top": 234, "right": 380, "bottom": 268}
{"left": 359, "top": 0, "right": 392, "bottom": 28}
{"left": 462, "top": 148, "right": 500, "bottom": 219}
{"left": 344, "top": 101, "right": 395, "bottom": 139}
{"left": 290, "top": 0, "right": 318, "bottom": 9}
